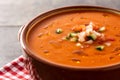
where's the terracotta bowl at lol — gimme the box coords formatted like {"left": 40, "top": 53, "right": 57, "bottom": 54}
{"left": 19, "top": 6, "right": 120, "bottom": 80}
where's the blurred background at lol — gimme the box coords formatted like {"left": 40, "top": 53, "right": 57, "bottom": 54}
{"left": 0, "top": 0, "right": 120, "bottom": 67}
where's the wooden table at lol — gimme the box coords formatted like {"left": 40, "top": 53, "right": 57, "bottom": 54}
{"left": 0, "top": 0, "right": 120, "bottom": 67}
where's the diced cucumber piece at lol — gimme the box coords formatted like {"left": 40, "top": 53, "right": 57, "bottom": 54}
{"left": 56, "top": 28, "right": 63, "bottom": 34}
{"left": 68, "top": 32, "right": 78, "bottom": 37}
{"left": 96, "top": 46, "right": 104, "bottom": 51}
{"left": 69, "top": 33, "right": 77, "bottom": 37}
{"left": 62, "top": 36, "right": 70, "bottom": 40}
{"left": 70, "top": 37, "right": 78, "bottom": 42}
{"left": 87, "top": 34, "right": 97, "bottom": 40}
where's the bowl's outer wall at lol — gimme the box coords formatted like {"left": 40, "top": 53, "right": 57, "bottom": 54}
{"left": 20, "top": 6, "right": 120, "bottom": 80}
{"left": 25, "top": 52, "right": 120, "bottom": 80}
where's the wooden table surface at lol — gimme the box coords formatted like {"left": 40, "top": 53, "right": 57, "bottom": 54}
{"left": 0, "top": 0, "right": 120, "bottom": 67}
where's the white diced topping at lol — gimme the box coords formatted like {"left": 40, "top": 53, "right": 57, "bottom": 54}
{"left": 104, "top": 42, "right": 111, "bottom": 46}
{"left": 99, "top": 26, "right": 106, "bottom": 32}
{"left": 85, "top": 40, "right": 93, "bottom": 44}
{"left": 86, "top": 29, "right": 92, "bottom": 36}
{"left": 76, "top": 43, "right": 82, "bottom": 47}
{"left": 90, "top": 22, "right": 94, "bottom": 25}
{"left": 78, "top": 32, "right": 86, "bottom": 42}
{"left": 85, "top": 22, "right": 93, "bottom": 36}
{"left": 86, "top": 23, "right": 93, "bottom": 30}
{"left": 92, "top": 31, "right": 101, "bottom": 36}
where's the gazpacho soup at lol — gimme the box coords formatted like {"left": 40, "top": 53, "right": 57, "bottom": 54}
{"left": 27, "top": 11, "right": 120, "bottom": 67}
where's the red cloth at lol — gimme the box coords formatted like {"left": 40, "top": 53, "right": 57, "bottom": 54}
{"left": 0, "top": 56, "right": 31, "bottom": 80}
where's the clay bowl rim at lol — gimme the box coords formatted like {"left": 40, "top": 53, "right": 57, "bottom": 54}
{"left": 19, "top": 5, "right": 120, "bottom": 71}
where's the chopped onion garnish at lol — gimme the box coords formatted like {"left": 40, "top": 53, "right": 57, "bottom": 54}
{"left": 92, "top": 31, "right": 101, "bottom": 36}
{"left": 85, "top": 22, "right": 93, "bottom": 36}
{"left": 78, "top": 32, "right": 86, "bottom": 42}
{"left": 104, "top": 42, "right": 111, "bottom": 46}
{"left": 76, "top": 43, "right": 82, "bottom": 47}
{"left": 99, "top": 27, "right": 106, "bottom": 32}
{"left": 85, "top": 40, "right": 93, "bottom": 44}
{"left": 62, "top": 21, "right": 109, "bottom": 49}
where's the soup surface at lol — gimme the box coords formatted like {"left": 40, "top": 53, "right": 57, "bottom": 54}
{"left": 27, "top": 11, "right": 120, "bottom": 67}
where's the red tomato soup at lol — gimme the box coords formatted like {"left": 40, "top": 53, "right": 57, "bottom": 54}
{"left": 27, "top": 11, "right": 120, "bottom": 67}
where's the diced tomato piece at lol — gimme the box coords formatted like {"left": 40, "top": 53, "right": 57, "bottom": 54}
{"left": 93, "top": 26, "right": 99, "bottom": 31}
{"left": 72, "top": 25, "right": 86, "bottom": 32}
